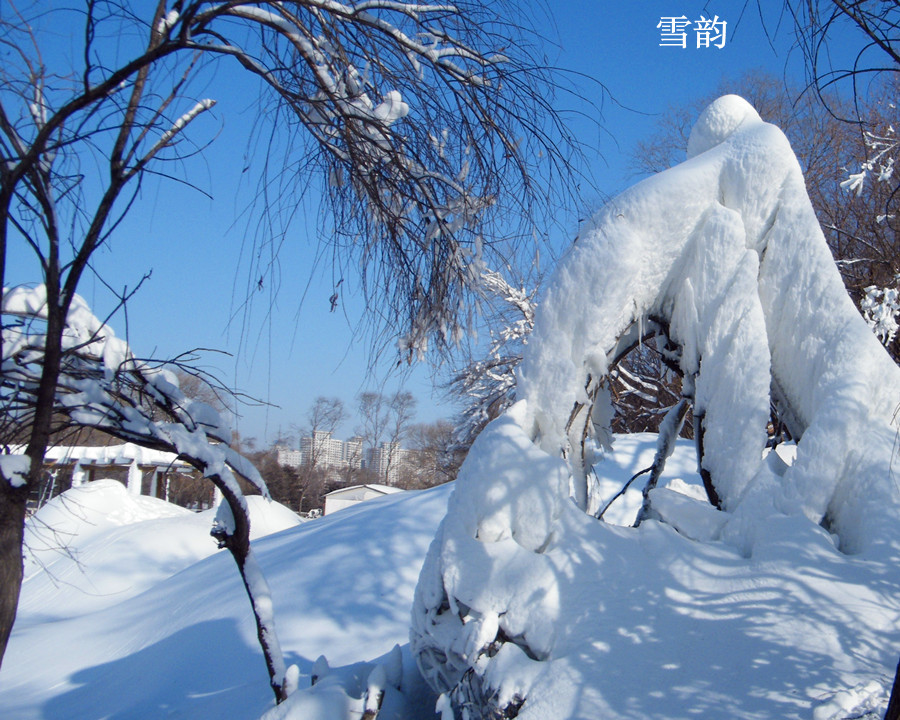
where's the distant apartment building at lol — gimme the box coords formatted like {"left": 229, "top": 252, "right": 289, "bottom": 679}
{"left": 301, "top": 430, "right": 345, "bottom": 468}
{"left": 343, "top": 436, "right": 364, "bottom": 470}
{"left": 365, "top": 441, "right": 413, "bottom": 485}
{"left": 283, "top": 430, "right": 413, "bottom": 486}
{"left": 275, "top": 446, "right": 302, "bottom": 468}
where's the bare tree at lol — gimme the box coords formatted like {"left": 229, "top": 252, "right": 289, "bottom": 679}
{"left": 770, "top": 2, "right": 900, "bottom": 225}
{"left": 306, "top": 397, "right": 345, "bottom": 437}
{"left": 356, "top": 390, "right": 389, "bottom": 467}
{"left": 777, "top": 0, "right": 899, "bottom": 105}
{"left": 401, "top": 418, "right": 463, "bottom": 488}
{"left": 298, "top": 395, "right": 345, "bottom": 470}
{"left": 0, "top": 0, "right": 585, "bottom": 679}
{"left": 174, "top": 368, "right": 232, "bottom": 416}
{"left": 382, "top": 389, "right": 416, "bottom": 482}
{"left": 250, "top": 446, "right": 331, "bottom": 514}
{"left": 355, "top": 389, "right": 416, "bottom": 483}
{"left": 609, "top": 340, "right": 691, "bottom": 437}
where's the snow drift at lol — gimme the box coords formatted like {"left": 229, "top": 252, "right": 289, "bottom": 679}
{"left": 411, "top": 95, "right": 900, "bottom": 718}
{"left": 2, "top": 481, "right": 452, "bottom": 719}
{"left": 21, "top": 479, "right": 302, "bottom": 623}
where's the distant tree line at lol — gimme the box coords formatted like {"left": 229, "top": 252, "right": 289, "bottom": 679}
{"left": 248, "top": 394, "right": 463, "bottom": 515}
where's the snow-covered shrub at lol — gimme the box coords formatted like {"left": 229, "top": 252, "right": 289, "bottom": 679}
{"left": 411, "top": 95, "right": 900, "bottom": 719}
{"left": 839, "top": 96, "right": 900, "bottom": 353}
{"left": 841, "top": 120, "right": 897, "bottom": 198}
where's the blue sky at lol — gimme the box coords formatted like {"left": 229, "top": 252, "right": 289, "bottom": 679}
{"left": 5, "top": 1, "right": 861, "bottom": 446}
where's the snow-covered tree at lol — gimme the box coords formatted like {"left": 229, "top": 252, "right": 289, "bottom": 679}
{"left": 411, "top": 95, "right": 900, "bottom": 718}
{"left": 0, "top": 285, "right": 294, "bottom": 702}
{"left": 840, "top": 90, "right": 900, "bottom": 354}
{"left": 449, "top": 266, "right": 690, "bottom": 449}
{"left": 635, "top": 71, "right": 900, "bottom": 362}
{"left": 0, "top": 0, "right": 582, "bottom": 676}
{"left": 446, "top": 268, "right": 536, "bottom": 451}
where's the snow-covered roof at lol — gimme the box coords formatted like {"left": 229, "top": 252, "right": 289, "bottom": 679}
{"left": 324, "top": 483, "right": 403, "bottom": 497}
{"left": 38, "top": 443, "right": 189, "bottom": 468}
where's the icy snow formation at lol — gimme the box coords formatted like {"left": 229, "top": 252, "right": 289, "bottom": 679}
{"left": 411, "top": 96, "right": 900, "bottom": 719}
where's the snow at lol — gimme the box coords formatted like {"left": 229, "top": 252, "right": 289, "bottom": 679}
{"left": 3, "top": 285, "right": 238, "bottom": 458}
{"left": 7, "top": 94, "right": 900, "bottom": 720}
{"left": 37, "top": 442, "right": 188, "bottom": 468}
{"left": 5, "top": 432, "right": 900, "bottom": 719}
{"left": 861, "top": 283, "right": 900, "bottom": 345}
{"left": 0, "top": 453, "right": 30, "bottom": 487}
{"left": 1, "top": 480, "right": 451, "bottom": 719}
{"left": 412, "top": 95, "right": 900, "bottom": 718}
{"left": 20, "top": 480, "right": 300, "bottom": 623}
{"left": 413, "top": 411, "right": 900, "bottom": 719}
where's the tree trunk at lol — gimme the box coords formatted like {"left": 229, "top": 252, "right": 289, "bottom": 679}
{"left": 211, "top": 478, "right": 288, "bottom": 705}
{"left": 0, "top": 287, "right": 66, "bottom": 668}
{"left": 885, "top": 657, "right": 900, "bottom": 720}
{"left": 0, "top": 479, "right": 28, "bottom": 669}
{"left": 694, "top": 412, "right": 722, "bottom": 509}
{"left": 634, "top": 398, "right": 691, "bottom": 527}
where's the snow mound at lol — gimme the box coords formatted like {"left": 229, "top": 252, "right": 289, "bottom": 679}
{"left": 412, "top": 95, "right": 900, "bottom": 719}
{"left": 2, "top": 482, "right": 452, "bottom": 719}
{"left": 242, "top": 494, "right": 303, "bottom": 539}
{"left": 21, "top": 481, "right": 301, "bottom": 623}
{"left": 686, "top": 94, "right": 761, "bottom": 158}
{"left": 26, "top": 479, "right": 190, "bottom": 549}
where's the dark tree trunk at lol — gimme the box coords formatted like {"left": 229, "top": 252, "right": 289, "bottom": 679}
{"left": 210, "top": 478, "right": 287, "bottom": 705}
{"left": 694, "top": 412, "right": 722, "bottom": 509}
{"left": 885, "top": 657, "right": 900, "bottom": 720}
{"left": 0, "top": 290, "right": 66, "bottom": 668}
{"left": 0, "top": 479, "right": 28, "bottom": 668}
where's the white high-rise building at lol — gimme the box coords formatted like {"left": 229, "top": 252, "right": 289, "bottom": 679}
{"left": 276, "top": 446, "right": 302, "bottom": 468}
{"left": 293, "top": 431, "right": 412, "bottom": 484}
{"left": 343, "top": 436, "right": 364, "bottom": 469}
{"left": 300, "top": 430, "right": 345, "bottom": 468}
{"left": 365, "top": 441, "right": 411, "bottom": 485}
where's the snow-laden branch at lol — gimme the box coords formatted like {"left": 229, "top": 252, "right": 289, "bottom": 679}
{"left": 0, "top": 285, "right": 292, "bottom": 702}
{"left": 860, "top": 281, "right": 900, "bottom": 345}
{"left": 140, "top": 98, "right": 217, "bottom": 167}
{"left": 840, "top": 126, "right": 897, "bottom": 195}
{"left": 446, "top": 268, "right": 536, "bottom": 448}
